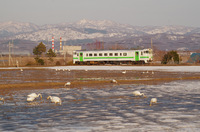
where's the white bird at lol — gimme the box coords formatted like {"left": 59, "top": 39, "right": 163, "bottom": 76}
{"left": 47, "top": 96, "right": 62, "bottom": 105}
{"left": 20, "top": 68, "right": 23, "bottom": 72}
{"left": 68, "top": 69, "right": 71, "bottom": 72}
{"left": 133, "top": 91, "right": 146, "bottom": 97}
{"left": 150, "top": 98, "right": 157, "bottom": 106}
{"left": 65, "top": 82, "right": 71, "bottom": 86}
{"left": 111, "top": 79, "right": 117, "bottom": 83}
{"left": 0, "top": 97, "right": 4, "bottom": 104}
{"left": 122, "top": 70, "right": 126, "bottom": 74}
{"left": 27, "top": 97, "right": 36, "bottom": 102}
{"left": 85, "top": 69, "right": 88, "bottom": 71}
{"left": 152, "top": 71, "right": 154, "bottom": 74}
{"left": 27, "top": 93, "right": 42, "bottom": 102}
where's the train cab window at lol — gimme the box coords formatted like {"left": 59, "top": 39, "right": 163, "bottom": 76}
{"left": 115, "top": 53, "right": 118, "bottom": 56}
{"left": 109, "top": 53, "right": 113, "bottom": 56}
{"left": 104, "top": 53, "right": 108, "bottom": 56}
{"left": 94, "top": 53, "right": 97, "bottom": 56}
{"left": 89, "top": 53, "right": 92, "bottom": 56}
{"left": 86, "top": 53, "right": 88, "bottom": 56}
{"left": 120, "top": 53, "right": 122, "bottom": 56}
{"left": 80, "top": 53, "right": 83, "bottom": 57}
{"left": 123, "top": 53, "right": 127, "bottom": 56}
{"left": 99, "top": 53, "right": 102, "bottom": 56}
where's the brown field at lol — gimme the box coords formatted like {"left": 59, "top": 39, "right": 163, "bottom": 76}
{"left": 0, "top": 68, "right": 200, "bottom": 94}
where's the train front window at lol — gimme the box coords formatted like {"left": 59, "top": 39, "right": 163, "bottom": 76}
{"left": 80, "top": 53, "right": 83, "bottom": 57}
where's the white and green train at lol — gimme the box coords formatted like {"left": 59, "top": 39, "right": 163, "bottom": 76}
{"left": 73, "top": 49, "right": 153, "bottom": 65}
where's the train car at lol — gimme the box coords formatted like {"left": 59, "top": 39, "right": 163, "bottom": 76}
{"left": 73, "top": 49, "right": 153, "bottom": 65}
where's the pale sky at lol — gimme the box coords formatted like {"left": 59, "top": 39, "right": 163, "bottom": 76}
{"left": 0, "top": 0, "right": 200, "bottom": 27}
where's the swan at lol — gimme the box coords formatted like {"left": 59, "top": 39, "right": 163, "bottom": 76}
{"left": 133, "top": 91, "right": 146, "bottom": 97}
{"left": 27, "top": 93, "right": 42, "bottom": 101}
{"left": 111, "top": 79, "right": 117, "bottom": 83}
{"left": 122, "top": 70, "right": 126, "bottom": 74}
{"left": 150, "top": 98, "right": 157, "bottom": 106}
{"left": 27, "top": 97, "right": 36, "bottom": 102}
{"left": 47, "top": 96, "right": 62, "bottom": 105}
{"left": 65, "top": 82, "right": 71, "bottom": 86}
{"left": 0, "top": 97, "right": 4, "bottom": 104}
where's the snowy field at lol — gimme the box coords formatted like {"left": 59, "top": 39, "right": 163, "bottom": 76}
{"left": 1, "top": 65, "right": 200, "bottom": 72}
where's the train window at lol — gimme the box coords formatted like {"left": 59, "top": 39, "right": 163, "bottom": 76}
{"left": 123, "top": 53, "right": 127, "bottom": 56}
{"left": 109, "top": 53, "right": 113, "bottom": 56}
{"left": 74, "top": 52, "right": 76, "bottom": 55}
{"left": 99, "top": 53, "right": 102, "bottom": 56}
{"left": 104, "top": 53, "right": 108, "bottom": 56}
{"left": 89, "top": 53, "right": 92, "bottom": 56}
{"left": 120, "top": 53, "right": 122, "bottom": 56}
{"left": 94, "top": 53, "right": 97, "bottom": 56}
{"left": 141, "top": 52, "right": 143, "bottom": 55}
{"left": 86, "top": 53, "right": 88, "bottom": 56}
{"left": 77, "top": 53, "right": 79, "bottom": 56}
{"left": 115, "top": 53, "right": 118, "bottom": 56}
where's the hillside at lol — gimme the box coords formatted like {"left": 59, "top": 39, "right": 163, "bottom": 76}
{"left": 0, "top": 19, "right": 200, "bottom": 54}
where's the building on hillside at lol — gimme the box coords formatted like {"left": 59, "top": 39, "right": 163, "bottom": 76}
{"left": 59, "top": 45, "right": 82, "bottom": 56}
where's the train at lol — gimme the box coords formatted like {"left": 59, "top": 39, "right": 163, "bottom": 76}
{"left": 73, "top": 48, "right": 153, "bottom": 65}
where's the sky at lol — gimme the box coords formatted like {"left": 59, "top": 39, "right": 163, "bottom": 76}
{"left": 0, "top": 0, "right": 200, "bottom": 27}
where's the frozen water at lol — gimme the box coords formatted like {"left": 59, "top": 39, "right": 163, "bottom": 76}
{"left": 0, "top": 80, "right": 200, "bottom": 131}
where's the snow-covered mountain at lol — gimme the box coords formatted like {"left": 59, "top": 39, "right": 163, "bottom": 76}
{"left": 0, "top": 19, "right": 200, "bottom": 53}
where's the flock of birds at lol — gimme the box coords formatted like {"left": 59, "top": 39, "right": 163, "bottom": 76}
{"left": 0, "top": 91, "right": 157, "bottom": 106}
{"left": 132, "top": 91, "right": 157, "bottom": 106}
{"left": 111, "top": 70, "right": 157, "bottom": 106}
{"left": 0, "top": 68, "right": 157, "bottom": 106}
{"left": 26, "top": 93, "right": 62, "bottom": 105}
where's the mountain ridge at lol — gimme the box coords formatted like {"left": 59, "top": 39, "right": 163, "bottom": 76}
{"left": 0, "top": 19, "right": 200, "bottom": 54}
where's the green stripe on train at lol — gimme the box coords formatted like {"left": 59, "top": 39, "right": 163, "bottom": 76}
{"left": 140, "top": 56, "right": 149, "bottom": 58}
{"left": 74, "top": 56, "right": 149, "bottom": 60}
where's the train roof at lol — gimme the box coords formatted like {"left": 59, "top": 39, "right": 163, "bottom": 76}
{"left": 74, "top": 49, "right": 151, "bottom": 52}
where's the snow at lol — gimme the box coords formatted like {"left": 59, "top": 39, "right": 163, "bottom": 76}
{"left": 1, "top": 66, "right": 200, "bottom": 72}
{"left": 46, "top": 66, "right": 200, "bottom": 72}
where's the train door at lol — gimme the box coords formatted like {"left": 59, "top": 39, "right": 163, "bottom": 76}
{"left": 79, "top": 52, "right": 83, "bottom": 62}
{"left": 135, "top": 51, "right": 139, "bottom": 61}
